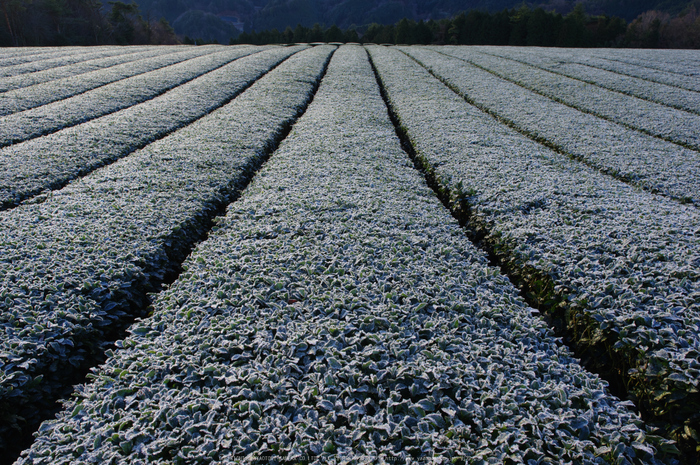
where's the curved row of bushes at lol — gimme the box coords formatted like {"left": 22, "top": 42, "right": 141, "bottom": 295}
{"left": 0, "top": 46, "right": 256, "bottom": 143}
{"left": 471, "top": 47, "right": 700, "bottom": 115}
{"left": 400, "top": 47, "right": 700, "bottom": 207}
{"left": 0, "top": 44, "right": 333, "bottom": 458}
{"left": 0, "top": 46, "right": 293, "bottom": 210}
{"left": 369, "top": 44, "right": 699, "bottom": 458}
{"left": 17, "top": 45, "right": 665, "bottom": 464}
{"left": 435, "top": 47, "right": 700, "bottom": 151}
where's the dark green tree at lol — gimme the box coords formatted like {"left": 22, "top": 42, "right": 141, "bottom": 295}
{"left": 74, "top": 0, "right": 108, "bottom": 44}
{"left": 395, "top": 17, "right": 414, "bottom": 44}
{"left": 259, "top": 27, "right": 281, "bottom": 43}
{"left": 557, "top": 3, "right": 591, "bottom": 47}
{"left": 108, "top": 1, "right": 142, "bottom": 44}
{"left": 526, "top": 8, "right": 550, "bottom": 45}
{"left": 461, "top": 11, "right": 491, "bottom": 45}
{"left": 427, "top": 18, "right": 449, "bottom": 44}
{"left": 447, "top": 12, "right": 466, "bottom": 44}
{"left": 361, "top": 22, "right": 382, "bottom": 42}
{"left": 591, "top": 14, "right": 626, "bottom": 46}
{"left": 509, "top": 4, "right": 531, "bottom": 45}
{"left": 324, "top": 23, "right": 343, "bottom": 42}
{"left": 489, "top": 9, "right": 511, "bottom": 45}
{"left": 1, "top": 0, "right": 31, "bottom": 45}
{"left": 43, "top": 0, "right": 67, "bottom": 37}
{"left": 415, "top": 19, "right": 432, "bottom": 44}
{"left": 283, "top": 25, "right": 293, "bottom": 42}
{"left": 344, "top": 26, "right": 359, "bottom": 43}
{"left": 292, "top": 22, "right": 308, "bottom": 42}
{"left": 308, "top": 22, "right": 323, "bottom": 42}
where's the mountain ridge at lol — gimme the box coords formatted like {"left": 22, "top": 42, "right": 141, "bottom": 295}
{"left": 132, "top": 0, "right": 699, "bottom": 37}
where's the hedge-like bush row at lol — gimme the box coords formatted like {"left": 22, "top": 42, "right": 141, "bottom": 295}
{"left": 562, "top": 50, "right": 700, "bottom": 93}
{"left": 369, "top": 44, "right": 699, "bottom": 458}
{"left": 587, "top": 49, "right": 700, "bottom": 81}
{"left": 0, "top": 45, "right": 260, "bottom": 143}
{"left": 0, "top": 47, "right": 183, "bottom": 93}
{"left": 0, "top": 46, "right": 201, "bottom": 105}
{"left": 435, "top": 46, "right": 700, "bottom": 150}
{"left": 0, "top": 44, "right": 334, "bottom": 458}
{"left": 0, "top": 49, "right": 67, "bottom": 67}
{"left": 0, "top": 48, "right": 62, "bottom": 64}
{"left": 0, "top": 46, "right": 300, "bottom": 210}
{"left": 18, "top": 45, "right": 666, "bottom": 465}
{"left": 0, "top": 47, "right": 144, "bottom": 78}
{"left": 399, "top": 47, "right": 700, "bottom": 207}
{"left": 475, "top": 47, "right": 700, "bottom": 116}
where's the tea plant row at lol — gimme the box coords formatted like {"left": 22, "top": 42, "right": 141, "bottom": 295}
{"left": 585, "top": 49, "right": 700, "bottom": 79}
{"left": 435, "top": 46, "right": 700, "bottom": 149}
{"left": 558, "top": 50, "right": 700, "bottom": 93}
{"left": 474, "top": 47, "right": 700, "bottom": 115}
{"left": 0, "top": 45, "right": 333, "bottom": 456}
{"left": 0, "top": 46, "right": 154, "bottom": 78}
{"left": 401, "top": 47, "right": 700, "bottom": 206}
{"left": 0, "top": 46, "right": 300, "bottom": 209}
{"left": 1, "top": 44, "right": 697, "bottom": 463}
{"left": 0, "top": 46, "right": 217, "bottom": 118}
{"left": 0, "top": 46, "right": 262, "bottom": 143}
{"left": 18, "top": 45, "right": 666, "bottom": 465}
{"left": 0, "top": 47, "right": 185, "bottom": 93}
{"left": 369, "top": 45, "right": 699, "bottom": 454}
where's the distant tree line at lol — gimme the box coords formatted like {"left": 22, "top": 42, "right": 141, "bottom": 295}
{"left": 3, "top": 1, "right": 699, "bottom": 48}
{"left": 232, "top": 23, "right": 357, "bottom": 45}
{"left": 231, "top": 4, "right": 700, "bottom": 48}
{"left": 625, "top": 6, "right": 700, "bottom": 48}
{"left": 0, "top": 0, "right": 178, "bottom": 46}
{"left": 230, "top": 5, "right": 626, "bottom": 47}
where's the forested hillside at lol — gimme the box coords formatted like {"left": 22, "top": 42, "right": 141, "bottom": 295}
{"left": 129, "top": 0, "right": 699, "bottom": 31}
{"left": 1, "top": 0, "right": 699, "bottom": 47}
{"left": 0, "top": 0, "right": 178, "bottom": 46}
{"left": 233, "top": 5, "right": 628, "bottom": 48}
{"left": 130, "top": 0, "right": 700, "bottom": 46}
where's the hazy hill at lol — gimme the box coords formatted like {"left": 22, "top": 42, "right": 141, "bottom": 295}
{"left": 130, "top": 0, "right": 699, "bottom": 37}
{"left": 172, "top": 10, "right": 241, "bottom": 43}
{"left": 134, "top": 0, "right": 263, "bottom": 26}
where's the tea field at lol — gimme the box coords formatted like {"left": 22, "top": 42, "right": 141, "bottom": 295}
{"left": 0, "top": 44, "right": 698, "bottom": 464}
